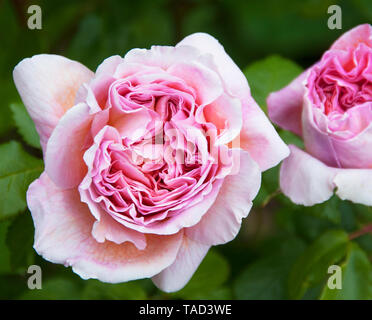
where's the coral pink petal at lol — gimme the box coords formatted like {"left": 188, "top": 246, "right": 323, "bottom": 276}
{"left": 186, "top": 150, "right": 261, "bottom": 246}
{"left": 267, "top": 70, "right": 308, "bottom": 136}
{"left": 280, "top": 145, "right": 338, "bottom": 206}
{"left": 152, "top": 235, "right": 210, "bottom": 292}
{"left": 27, "top": 173, "right": 183, "bottom": 283}
{"left": 13, "top": 54, "right": 94, "bottom": 151}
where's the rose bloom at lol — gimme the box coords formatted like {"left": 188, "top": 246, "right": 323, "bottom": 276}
{"left": 14, "top": 33, "right": 288, "bottom": 292}
{"left": 268, "top": 24, "right": 372, "bottom": 206}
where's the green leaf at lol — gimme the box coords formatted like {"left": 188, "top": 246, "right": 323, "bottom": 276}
{"left": 0, "top": 141, "right": 43, "bottom": 220}
{"left": 307, "top": 196, "right": 342, "bottom": 225}
{"left": 0, "top": 274, "right": 28, "bottom": 299}
{"left": 6, "top": 213, "right": 35, "bottom": 273}
{"left": 339, "top": 201, "right": 358, "bottom": 232}
{"left": 0, "top": 221, "right": 11, "bottom": 274}
{"left": 354, "top": 204, "right": 372, "bottom": 225}
{"left": 288, "top": 230, "right": 349, "bottom": 299}
{"left": 254, "top": 165, "right": 280, "bottom": 207}
{"left": 0, "top": 103, "right": 14, "bottom": 138}
{"left": 191, "top": 287, "right": 232, "bottom": 300}
{"left": 234, "top": 237, "right": 306, "bottom": 300}
{"left": 170, "top": 250, "right": 230, "bottom": 299}
{"left": 320, "top": 243, "right": 372, "bottom": 300}
{"left": 19, "top": 277, "right": 82, "bottom": 300}
{"left": 10, "top": 103, "right": 40, "bottom": 149}
{"left": 81, "top": 280, "right": 147, "bottom": 300}
{"left": 355, "top": 234, "right": 372, "bottom": 256}
{"left": 275, "top": 202, "right": 337, "bottom": 242}
{"left": 244, "top": 55, "right": 303, "bottom": 113}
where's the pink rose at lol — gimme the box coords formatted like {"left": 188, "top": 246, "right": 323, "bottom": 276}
{"left": 14, "top": 33, "right": 288, "bottom": 291}
{"left": 268, "top": 24, "right": 372, "bottom": 206}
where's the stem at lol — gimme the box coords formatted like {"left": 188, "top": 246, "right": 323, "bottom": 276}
{"left": 349, "top": 224, "right": 372, "bottom": 240}
{"left": 260, "top": 188, "right": 281, "bottom": 209}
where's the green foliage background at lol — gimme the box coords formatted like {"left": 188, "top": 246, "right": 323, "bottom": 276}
{"left": 0, "top": 0, "right": 372, "bottom": 300}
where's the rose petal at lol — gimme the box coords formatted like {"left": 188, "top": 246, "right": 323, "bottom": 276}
{"left": 334, "top": 168, "right": 372, "bottom": 206}
{"left": 124, "top": 45, "right": 199, "bottom": 70}
{"left": 45, "top": 103, "right": 95, "bottom": 189}
{"left": 330, "top": 122, "right": 372, "bottom": 169}
{"left": 331, "top": 24, "right": 372, "bottom": 51}
{"left": 238, "top": 96, "right": 290, "bottom": 171}
{"left": 13, "top": 54, "right": 93, "bottom": 151}
{"left": 167, "top": 61, "right": 223, "bottom": 106}
{"left": 95, "top": 55, "right": 123, "bottom": 76}
{"left": 267, "top": 70, "right": 308, "bottom": 136}
{"left": 186, "top": 150, "right": 261, "bottom": 246}
{"left": 92, "top": 212, "right": 146, "bottom": 249}
{"left": 27, "top": 173, "right": 183, "bottom": 283}
{"left": 301, "top": 96, "right": 342, "bottom": 167}
{"left": 177, "top": 32, "right": 250, "bottom": 100}
{"left": 152, "top": 235, "right": 210, "bottom": 292}
{"left": 202, "top": 93, "right": 243, "bottom": 145}
{"left": 280, "top": 145, "right": 338, "bottom": 206}
{"left": 302, "top": 95, "right": 372, "bottom": 168}
{"left": 107, "top": 178, "right": 223, "bottom": 236}
{"left": 110, "top": 109, "right": 153, "bottom": 142}
{"left": 79, "top": 125, "right": 225, "bottom": 235}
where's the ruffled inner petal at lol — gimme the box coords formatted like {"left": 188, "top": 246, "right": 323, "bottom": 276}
{"left": 79, "top": 65, "right": 237, "bottom": 236}
{"left": 307, "top": 43, "right": 372, "bottom": 139}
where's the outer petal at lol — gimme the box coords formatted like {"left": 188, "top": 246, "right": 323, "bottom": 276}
{"left": 331, "top": 123, "right": 372, "bottom": 169}
{"left": 301, "top": 96, "right": 341, "bottom": 167}
{"left": 124, "top": 45, "right": 200, "bottom": 70}
{"left": 238, "top": 96, "right": 290, "bottom": 171}
{"left": 186, "top": 150, "right": 261, "bottom": 246}
{"left": 45, "top": 103, "right": 96, "bottom": 189}
{"left": 152, "top": 236, "right": 210, "bottom": 292}
{"left": 91, "top": 213, "right": 146, "bottom": 249}
{"left": 280, "top": 145, "right": 338, "bottom": 206}
{"left": 267, "top": 70, "right": 308, "bottom": 136}
{"left": 27, "top": 173, "right": 183, "bottom": 283}
{"left": 176, "top": 32, "right": 250, "bottom": 99}
{"left": 177, "top": 33, "right": 289, "bottom": 170}
{"left": 334, "top": 169, "right": 372, "bottom": 206}
{"left": 95, "top": 55, "right": 123, "bottom": 76}
{"left": 330, "top": 24, "right": 372, "bottom": 51}
{"left": 13, "top": 54, "right": 94, "bottom": 151}
{"left": 302, "top": 95, "right": 372, "bottom": 168}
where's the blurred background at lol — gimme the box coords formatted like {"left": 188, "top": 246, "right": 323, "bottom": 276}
{"left": 0, "top": 0, "right": 372, "bottom": 300}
